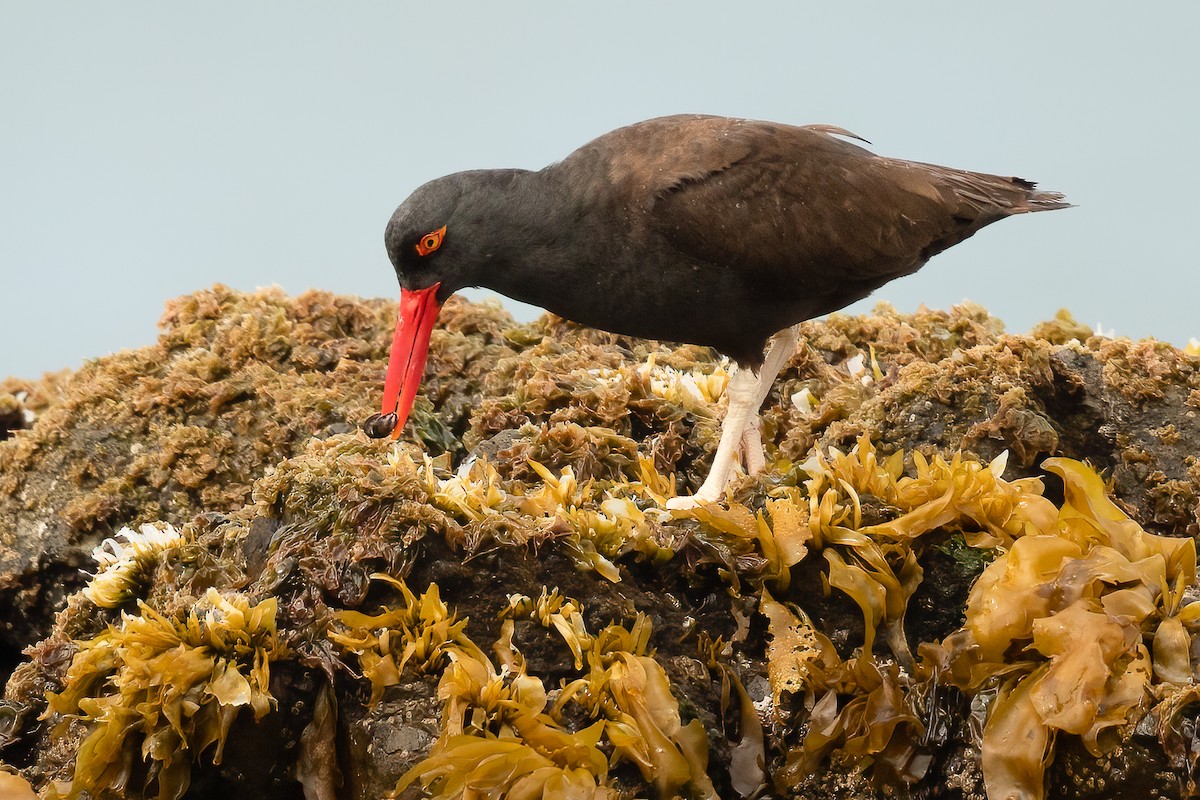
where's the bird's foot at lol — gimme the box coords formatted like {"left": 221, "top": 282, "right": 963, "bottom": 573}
{"left": 664, "top": 489, "right": 722, "bottom": 510}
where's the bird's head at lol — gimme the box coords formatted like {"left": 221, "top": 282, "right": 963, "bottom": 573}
{"left": 362, "top": 176, "right": 468, "bottom": 441}
{"left": 382, "top": 176, "right": 476, "bottom": 298}
{"left": 365, "top": 169, "right": 535, "bottom": 441}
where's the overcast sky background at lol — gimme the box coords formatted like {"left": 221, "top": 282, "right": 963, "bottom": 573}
{"left": 2, "top": 3, "right": 1196, "bottom": 379}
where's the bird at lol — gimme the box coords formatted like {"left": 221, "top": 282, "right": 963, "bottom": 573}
{"left": 363, "top": 114, "right": 1068, "bottom": 508}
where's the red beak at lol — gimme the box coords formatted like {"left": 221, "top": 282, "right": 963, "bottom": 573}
{"left": 363, "top": 283, "right": 443, "bottom": 440}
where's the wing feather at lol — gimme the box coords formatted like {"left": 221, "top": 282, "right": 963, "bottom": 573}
{"left": 554, "top": 115, "right": 1046, "bottom": 315}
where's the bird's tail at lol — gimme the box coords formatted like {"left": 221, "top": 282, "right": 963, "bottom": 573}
{"left": 1010, "top": 177, "right": 1072, "bottom": 213}
{"left": 929, "top": 166, "right": 1072, "bottom": 219}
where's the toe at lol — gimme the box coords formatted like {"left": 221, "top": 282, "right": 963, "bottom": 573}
{"left": 665, "top": 492, "right": 719, "bottom": 510}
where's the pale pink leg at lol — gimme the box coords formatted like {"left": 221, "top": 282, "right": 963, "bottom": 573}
{"left": 666, "top": 367, "right": 759, "bottom": 509}
{"left": 667, "top": 327, "right": 798, "bottom": 508}
{"left": 741, "top": 417, "right": 766, "bottom": 475}
{"left": 738, "top": 326, "right": 798, "bottom": 475}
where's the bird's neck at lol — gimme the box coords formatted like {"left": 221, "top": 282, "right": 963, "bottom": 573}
{"left": 460, "top": 168, "right": 618, "bottom": 311}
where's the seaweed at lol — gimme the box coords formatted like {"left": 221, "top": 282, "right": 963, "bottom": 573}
{"left": 4, "top": 290, "right": 1199, "bottom": 799}
{"left": 933, "top": 457, "right": 1198, "bottom": 800}
{"left": 334, "top": 575, "right": 714, "bottom": 799}
{"left": 42, "top": 589, "right": 286, "bottom": 800}
{"left": 329, "top": 574, "right": 488, "bottom": 706}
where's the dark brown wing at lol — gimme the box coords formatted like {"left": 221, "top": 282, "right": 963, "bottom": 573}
{"left": 545, "top": 115, "right": 1064, "bottom": 353}
{"left": 559, "top": 114, "right": 757, "bottom": 206}
{"left": 569, "top": 115, "right": 1056, "bottom": 298}
{"left": 655, "top": 121, "right": 1043, "bottom": 279}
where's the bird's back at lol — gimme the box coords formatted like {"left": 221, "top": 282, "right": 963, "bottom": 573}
{"left": 541, "top": 115, "right": 1067, "bottom": 362}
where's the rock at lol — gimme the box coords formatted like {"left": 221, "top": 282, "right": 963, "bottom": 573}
{"left": 1, "top": 292, "right": 1198, "bottom": 800}
{"left": 0, "top": 286, "right": 517, "bottom": 675}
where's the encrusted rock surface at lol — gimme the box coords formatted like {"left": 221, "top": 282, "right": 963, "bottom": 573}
{"left": 0, "top": 288, "right": 1197, "bottom": 800}
{"left": 0, "top": 287, "right": 514, "bottom": 670}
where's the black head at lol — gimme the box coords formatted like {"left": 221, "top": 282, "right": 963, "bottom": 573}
{"left": 384, "top": 175, "right": 466, "bottom": 303}
{"left": 384, "top": 169, "right": 532, "bottom": 304}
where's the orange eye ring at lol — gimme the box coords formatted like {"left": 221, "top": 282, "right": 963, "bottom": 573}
{"left": 415, "top": 225, "right": 447, "bottom": 256}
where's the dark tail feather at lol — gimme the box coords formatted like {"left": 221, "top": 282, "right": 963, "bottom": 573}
{"left": 1011, "top": 176, "right": 1072, "bottom": 212}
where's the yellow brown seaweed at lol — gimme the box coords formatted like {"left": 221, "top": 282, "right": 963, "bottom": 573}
{"left": 706, "top": 434, "right": 1200, "bottom": 799}
{"left": 934, "top": 457, "right": 1197, "bottom": 800}
{"left": 5, "top": 291, "right": 1200, "bottom": 799}
{"left": 42, "top": 589, "right": 286, "bottom": 800}
{"left": 335, "top": 575, "right": 715, "bottom": 800}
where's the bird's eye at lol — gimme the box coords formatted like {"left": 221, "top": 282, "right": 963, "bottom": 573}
{"left": 415, "top": 225, "right": 447, "bottom": 256}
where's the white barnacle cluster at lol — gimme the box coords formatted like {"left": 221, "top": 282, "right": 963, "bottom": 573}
{"left": 844, "top": 347, "right": 884, "bottom": 387}
{"left": 845, "top": 354, "right": 871, "bottom": 386}
{"left": 790, "top": 387, "right": 816, "bottom": 415}
{"left": 385, "top": 446, "right": 413, "bottom": 473}
{"left": 584, "top": 366, "right": 625, "bottom": 386}
{"left": 639, "top": 360, "right": 730, "bottom": 413}
{"left": 16, "top": 391, "right": 35, "bottom": 425}
{"left": 421, "top": 455, "right": 509, "bottom": 519}
{"left": 84, "top": 523, "right": 184, "bottom": 608}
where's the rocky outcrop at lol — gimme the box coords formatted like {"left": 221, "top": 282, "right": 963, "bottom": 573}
{"left": 1, "top": 289, "right": 1197, "bottom": 800}
{"left": 0, "top": 287, "right": 514, "bottom": 673}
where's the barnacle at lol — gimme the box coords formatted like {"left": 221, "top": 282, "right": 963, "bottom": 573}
{"left": 83, "top": 523, "right": 185, "bottom": 608}
{"left": 42, "top": 589, "right": 285, "bottom": 800}
{"left": 637, "top": 358, "right": 730, "bottom": 416}
{"left": 791, "top": 386, "right": 817, "bottom": 415}
{"left": 420, "top": 455, "right": 510, "bottom": 522}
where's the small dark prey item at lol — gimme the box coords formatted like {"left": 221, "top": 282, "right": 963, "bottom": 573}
{"left": 367, "top": 114, "right": 1069, "bottom": 507}
{"left": 362, "top": 412, "right": 399, "bottom": 440}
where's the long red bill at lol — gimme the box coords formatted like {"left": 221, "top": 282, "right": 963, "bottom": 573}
{"left": 362, "top": 283, "right": 443, "bottom": 440}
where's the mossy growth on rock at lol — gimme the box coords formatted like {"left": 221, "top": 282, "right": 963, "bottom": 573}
{"left": 0, "top": 286, "right": 516, "bottom": 662}
{"left": 1, "top": 288, "right": 1198, "bottom": 800}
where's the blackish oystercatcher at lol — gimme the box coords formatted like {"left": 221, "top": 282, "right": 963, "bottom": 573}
{"left": 363, "top": 114, "right": 1068, "bottom": 508}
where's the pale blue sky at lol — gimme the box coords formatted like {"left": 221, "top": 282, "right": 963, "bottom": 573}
{"left": 2, "top": 3, "right": 1197, "bottom": 379}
